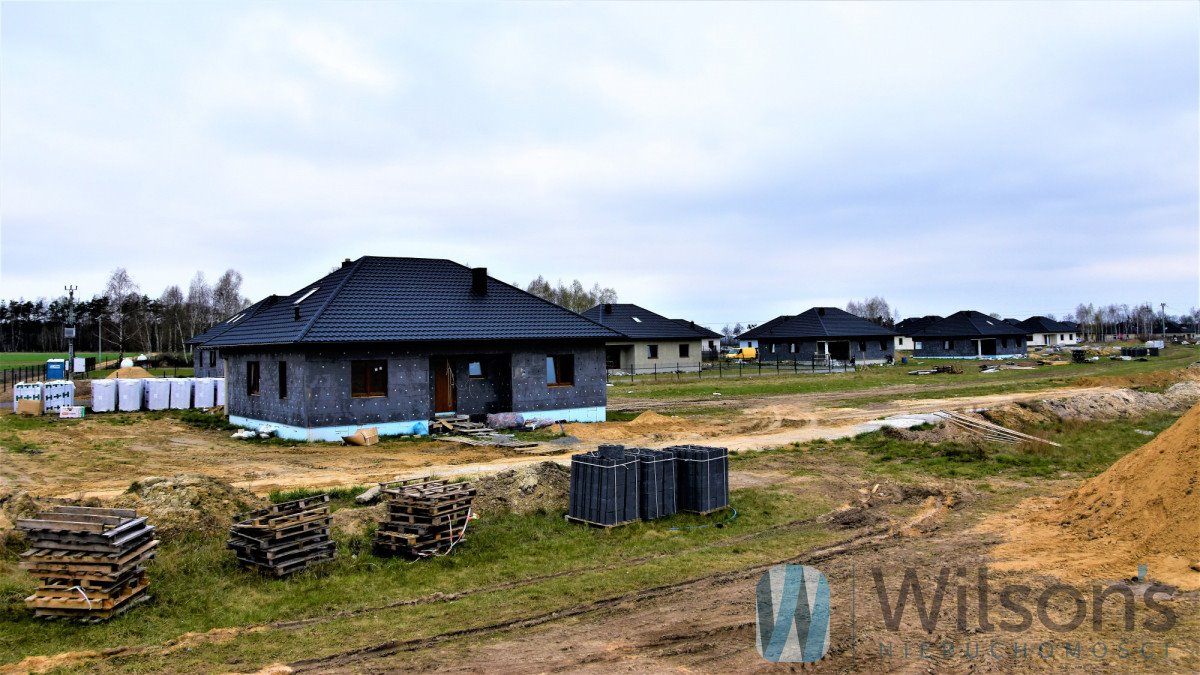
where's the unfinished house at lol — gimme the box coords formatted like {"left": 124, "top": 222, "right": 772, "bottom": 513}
{"left": 910, "top": 311, "right": 1027, "bottom": 359}
{"left": 581, "top": 303, "right": 712, "bottom": 373}
{"left": 187, "top": 296, "right": 282, "bottom": 377}
{"left": 1017, "top": 316, "right": 1079, "bottom": 347}
{"left": 893, "top": 315, "right": 941, "bottom": 352}
{"left": 738, "top": 307, "right": 897, "bottom": 364}
{"left": 199, "top": 257, "right": 620, "bottom": 441}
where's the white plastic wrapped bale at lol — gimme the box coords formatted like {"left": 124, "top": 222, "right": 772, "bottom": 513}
{"left": 42, "top": 380, "right": 75, "bottom": 413}
{"left": 168, "top": 378, "right": 193, "bottom": 410}
{"left": 143, "top": 379, "right": 171, "bottom": 411}
{"left": 91, "top": 379, "right": 117, "bottom": 412}
{"left": 12, "top": 382, "right": 44, "bottom": 412}
{"left": 214, "top": 378, "right": 226, "bottom": 406}
{"left": 193, "top": 378, "right": 216, "bottom": 408}
{"left": 117, "top": 379, "right": 144, "bottom": 412}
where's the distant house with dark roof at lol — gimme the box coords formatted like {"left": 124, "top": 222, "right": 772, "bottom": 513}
{"left": 186, "top": 295, "right": 282, "bottom": 377}
{"left": 1017, "top": 316, "right": 1079, "bottom": 347}
{"left": 671, "top": 319, "right": 724, "bottom": 358}
{"left": 196, "top": 256, "right": 620, "bottom": 441}
{"left": 580, "top": 303, "right": 714, "bottom": 373}
{"left": 910, "top": 311, "right": 1027, "bottom": 359}
{"left": 737, "top": 307, "right": 897, "bottom": 364}
{"left": 893, "top": 315, "right": 941, "bottom": 352}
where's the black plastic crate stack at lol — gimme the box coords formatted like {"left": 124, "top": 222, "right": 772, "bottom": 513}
{"left": 1071, "top": 349, "right": 1087, "bottom": 364}
{"left": 373, "top": 478, "right": 476, "bottom": 558}
{"left": 567, "top": 444, "right": 640, "bottom": 526}
{"left": 668, "top": 445, "right": 730, "bottom": 514}
{"left": 16, "top": 506, "right": 158, "bottom": 621}
{"left": 633, "top": 448, "right": 677, "bottom": 520}
{"left": 228, "top": 494, "right": 336, "bottom": 576}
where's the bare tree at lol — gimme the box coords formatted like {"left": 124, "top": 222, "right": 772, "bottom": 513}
{"left": 103, "top": 268, "right": 140, "bottom": 361}
{"left": 524, "top": 276, "right": 619, "bottom": 314}
{"left": 187, "top": 272, "right": 214, "bottom": 339}
{"left": 212, "top": 269, "right": 249, "bottom": 318}
{"left": 845, "top": 296, "right": 896, "bottom": 327}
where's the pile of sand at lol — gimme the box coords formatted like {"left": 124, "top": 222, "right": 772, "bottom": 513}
{"left": 106, "top": 366, "right": 155, "bottom": 379}
{"left": 982, "top": 383, "right": 1200, "bottom": 428}
{"left": 564, "top": 410, "right": 694, "bottom": 442}
{"left": 987, "top": 403, "right": 1200, "bottom": 590}
{"left": 473, "top": 462, "right": 570, "bottom": 515}
{"left": 111, "top": 474, "right": 268, "bottom": 540}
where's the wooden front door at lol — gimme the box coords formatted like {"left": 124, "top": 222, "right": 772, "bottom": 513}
{"left": 433, "top": 357, "right": 456, "bottom": 413}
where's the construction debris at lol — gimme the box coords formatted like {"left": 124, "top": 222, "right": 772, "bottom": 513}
{"left": 932, "top": 411, "right": 1060, "bottom": 446}
{"left": 908, "top": 365, "right": 962, "bottom": 376}
{"left": 227, "top": 495, "right": 336, "bottom": 577}
{"left": 433, "top": 435, "right": 537, "bottom": 449}
{"left": 373, "top": 478, "right": 476, "bottom": 557}
{"left": 16, "top": 506, "right": 158, "bottom": 621}
{"left": 430, "top": 415, "right": 539, "bottom": 449}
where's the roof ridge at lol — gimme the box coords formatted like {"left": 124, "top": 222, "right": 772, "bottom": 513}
{"left": 296, "top": 259, "right": 365, "bottom": 342}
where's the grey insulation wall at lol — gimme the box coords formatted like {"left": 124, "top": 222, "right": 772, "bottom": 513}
{"left": 193, "top": 348, "right": 226, "bottom": 378}
{"left": 224, "top": 350, "right": 308, "bottom": 426}
{"left": 510, "top": 344, "right": 606, "bottom": 413}
{"left": 913, "top": 335, "right": 1027, "bottom": 357}
{"left": 757, "top": 338, "right": 894, "bottom": 362}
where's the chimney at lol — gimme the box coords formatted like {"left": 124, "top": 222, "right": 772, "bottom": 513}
{"left": 604, "top": 303, "right": 613, "bottom": 314}
{"left": 294, "top": 307, "right": 301, "bottom": 321}
{"left": 818, "top": 308, "right": 826, "bottom": 316}
{"left": 341, "top": 258, "right": 353, "bottom": 268}
{"left": 471, "top": 267, "right": 488, "bottom": 294}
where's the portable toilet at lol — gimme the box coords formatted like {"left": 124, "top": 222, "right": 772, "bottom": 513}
{"left": 46, "top": 359, "right": 67, "bottom": 381}
{"left": 214, "top": 378, "right": 226, "bottom": 406}
{"left": 193, "top": 378, "right": 217, "bottom": 408}
{"left": 91, "top": 379, "right": 117, "bottom": 413}
{"left": 117, "top": 379, "right": 144, "bottom": 412}
{"left": 168, "top": 378, "right": 193, "bottom": 410}
{"left": 42, "top": 380, "right": 76, "bottom": 413}
{"left": 12, "top": 381, "right": 44, "bottom": 413}
{"left": 143, "top": 379, "right": 171, "bottom": 411}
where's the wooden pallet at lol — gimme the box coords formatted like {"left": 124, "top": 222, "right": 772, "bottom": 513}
{"left": 16, "top": 507, "right": 159, "bottom": 622}
{"left": 227, "top": 494, "right": 336, "bottom": 577}
{"left": 373, "top": 477, "right": 476, "bottom": 558}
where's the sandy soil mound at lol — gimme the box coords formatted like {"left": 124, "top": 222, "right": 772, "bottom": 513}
{"left": 564, "top": 411, "right": 696, "bottom": 442}
{"left": 111, "top": 474, "right": 268, "bottom": 540}
{"left": 987, "top": 403, "right": 1200, "bottom": 590}
{"left": 1034, "top": 387, "right": 1193, "bottom": 421}
{"left": 331, "top": 503, "right": 384, "bottom": 539}
{"left": 473, "top": 462, "right": 570, "bottom": 515}
{"left": 105, "top": 366, "right": 155, "bottom": 379}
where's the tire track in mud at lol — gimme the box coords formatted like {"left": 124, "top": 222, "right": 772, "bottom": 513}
{"left": 286, "top": 497, "right": 953, "bottom": 672}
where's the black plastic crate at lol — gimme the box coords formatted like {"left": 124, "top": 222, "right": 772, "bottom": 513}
{"left": 667, "top": 444, "right": 730, "bottom": 514}
{"left": 568, "top": 445, "right": 640, "bottom": 526}
{"left": 632, "top": 448, "right": 677, "bottom": 520}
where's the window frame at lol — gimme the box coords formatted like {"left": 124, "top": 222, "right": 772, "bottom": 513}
{"left": 468, "top": 360, "right": 486, "bottom": 380}
{"left": 351, "top": 359, "right": 389, "bottom": 398}
{"left": 546, "top": 354, "right": 575, "bottom": 387}
{"left": 678, "top": 343, "right": 690, "bottom": 358}
{"left": 246, "top": 361, "right": 260, "bottom": 397}
{"left": 647, "top": 344, "right": 659, "bottom": 360}
{"left": 278, "top": 361, "right": 288, "bottom": 399}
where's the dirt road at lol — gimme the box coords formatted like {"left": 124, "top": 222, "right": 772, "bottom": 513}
{"left": 1, "top": 385, "right": 1111, "bottom": 500}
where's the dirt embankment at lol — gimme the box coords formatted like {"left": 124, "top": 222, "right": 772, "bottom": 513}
{"left": 985, "top": 402, "right": 1200, "bottom": 590}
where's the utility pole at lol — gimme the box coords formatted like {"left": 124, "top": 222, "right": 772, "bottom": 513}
{"left": 64, "top": 285, "right": 78, "bottom": 378}
{"left": 1160, "top": 303, "right": 1167, "bottom": 338}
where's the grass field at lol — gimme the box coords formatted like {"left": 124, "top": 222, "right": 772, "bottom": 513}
{"left": 607, "top": 344, "right": 1200, "bottom": 403}
{"left": 0, "top": 352, "right": 111, "bottom": 368}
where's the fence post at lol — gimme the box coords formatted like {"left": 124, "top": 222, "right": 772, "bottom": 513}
{"left": 653, "top": 363, "right": 657, "bottom": 382}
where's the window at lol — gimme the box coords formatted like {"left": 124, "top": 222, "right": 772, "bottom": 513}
{"left": 351, "top": 360, "right": 388, "bottom": 397}
{"left": 1001, "top": 338, "right": 1008, "bottom": 348}
{"left": 915, "top": 341, "right": 923, "bottom": 350}
{"left": 770, "top": 343, "right": 776, "bottom": 354}
{"left": 209, "top": 350, "right": 216, "bottom": 367}
{"left": 468, "top": 361, "right": 485, "bottom": 379}
{"left": 647, "top": 344, "right": 659, "bottom": 359}
{"left": 246, "top": 361, "right": 260, "bottom": 396}
{"left": 879, "top": 340, "right": 887, "bottom": 351}
{"left": 547, "top": 354, "right": 574, "bottom": 386}
{"left": 278, "top": 361, "right": 288, "bottom": 399}
{"left": 790, "top": 343, "right": 797, "bottom": 354}
{"left": 944, "top": 340, "right": 954, "bottom": 350}
{"left": 1060, "top": 334, "right": 1065, "bottom": 341}
{"left": 678, "top": 344, "right": 690, "bottom": 358}
{"left": 859, "top": 341, "right": 867, "bottom": 352}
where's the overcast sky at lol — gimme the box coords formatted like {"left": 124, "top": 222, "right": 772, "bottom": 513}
{"left": 2, "top": 2, "right": 1197, "bottom": 328}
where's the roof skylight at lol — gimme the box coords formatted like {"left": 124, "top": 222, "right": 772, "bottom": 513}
{"left": 632, "top": 317, "right": 642, "bottom": 323}
{"left": 294, "top": 287, "right": 319, "bottom": 305}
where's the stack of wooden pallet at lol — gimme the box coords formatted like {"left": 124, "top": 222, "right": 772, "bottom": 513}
{"left": 227, "top": 494, "right": 336, "bottom": 576}
{"left": 428, "top": 415, "right": 477, "bottom": 434}
{"left": 16, "top": 506, "right": 158, "bottom": 621}
{"left": 374, "top": 478, "right": 475, "bottom": 558}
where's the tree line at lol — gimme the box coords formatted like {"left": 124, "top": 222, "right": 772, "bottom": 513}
{"left": 0, "top": 268, "right": 249, "bottom": 360}
{"left": 523, "top": 276, "right": 618, "bottom": 314}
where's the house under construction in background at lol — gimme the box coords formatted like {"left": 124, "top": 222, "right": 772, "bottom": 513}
{"left": 909, "top": 310, "right": 1028, "bottom": 359}
{"left": 195, "top": 257, "right": 620, "bottom": 441}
